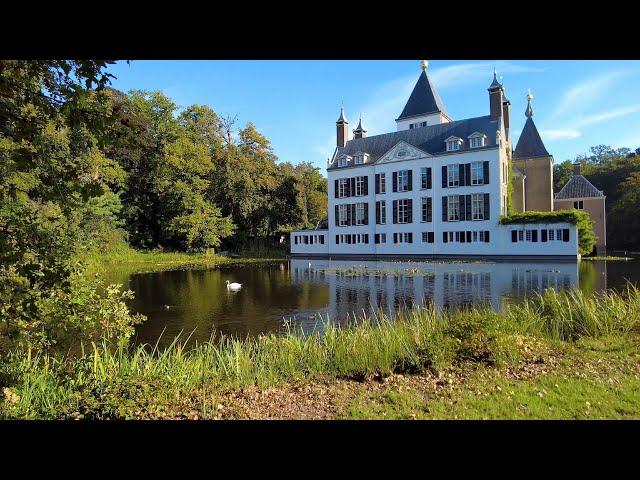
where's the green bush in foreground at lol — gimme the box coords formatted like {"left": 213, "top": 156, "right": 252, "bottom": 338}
{"left": 500, "top": 210, "right": 596, "bottom": 255}
{"left": 1, "top": 286, "right": 638, "bottom": 419}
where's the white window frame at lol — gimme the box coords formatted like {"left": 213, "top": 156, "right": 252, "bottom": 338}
{"left": 355, "top": 203, "right": 365, "bottom": 225}
{"left": 377, "top": 173, "right": 386, "bottom": 194}
{"left": 471, "top": 193, "right": 484, "bottom": 220}
{"left": 447, "top": 195, "right": 460, "bottom": 222}
{"left": 398, "top": 170, "right": 410, "bottom": 192}
{"left": 526, "top": 230, "right": 532, "bottom": 242}
{"left": 573, "top": 200, "right": 584, "bottom": 210}
{"left": 338, "top": 178, "right": 348, "bottom": 198}
{"left": 420, "top": 167, "right": 430, "bottom": 189}
{"left": 473, "top": 231, "right": 478, "bottom": 242}
{"left": 471, "top": 161, "right": 484, "bottom": 185}
{"left": 378, "top": 200, "right": 386, "bottom": 225}
{"left": 446, "top": 140, "right": 461, "bottom": 152}
{"left": 355, "top": 176, "right": 365, "bottom": 196}
{"left": 337, "top": 156, "right": 348, "bottom": 167}
{"left": 518, "top": 230, "right": 524, "bottom": 241}
{"left": 549, "top": 229, "right": 555, "bottom": 241}
{"left": 479, "top": 231, "right": 486, "bottom": 242}
{"left": 448, "top": 165, "right": 459, "bottom": 188}
{"left": 338, "top": 204, "right": 348, "bottom": 226}
{"left": 397, "top": 199, "right": 410, "bottom": 224}
{"left": 421, "top": 197, "right": 431, "bottom": 222}
{"left": 556, "top": 229, "right": 562, "bottom": 240}
{"left": 354, "top": 155, "right": 364, "bottom": 165}
{"left": 469, "top": 136, "right": 485, "bottom": 149}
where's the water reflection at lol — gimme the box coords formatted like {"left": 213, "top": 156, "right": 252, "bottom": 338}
{"left": 120, "top": 258, "right": 639, "bottom": 348}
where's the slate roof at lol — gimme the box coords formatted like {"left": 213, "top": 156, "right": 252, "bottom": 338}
{"left": 555, "top": 175, "right": 604, "bottom": 199}
{"left": 329, "top": 115, "right": 499, "bottom": 169}
{"left": 513, "top": 117, "right": 550, "bottom": 158}
{"left": 397, "top": 70, "right": 449, "bottom": 120}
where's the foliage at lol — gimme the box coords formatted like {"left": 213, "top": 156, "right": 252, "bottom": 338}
{"left": 500, "top": 210, "right": 596, "bottom": 255}
{"left": 554, "top": 144, "right": 640, "bottom": 249}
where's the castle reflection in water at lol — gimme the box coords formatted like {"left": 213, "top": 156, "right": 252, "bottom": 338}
{"left": 289, "top": 259, "right": 578, "bottom": 325}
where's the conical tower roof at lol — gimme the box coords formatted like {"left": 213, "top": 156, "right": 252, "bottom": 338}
{"left": 397, "top": 69, "right": 449, "bottom": 120}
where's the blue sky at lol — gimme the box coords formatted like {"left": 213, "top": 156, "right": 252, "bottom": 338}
{"left": 108, "top": 60, "right": 640, "bottom": 172}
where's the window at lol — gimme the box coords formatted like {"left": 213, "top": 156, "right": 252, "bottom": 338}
{"left": 338, "top": 156, "right": 348, "bottom": 167}
{"left": 471, "top": 161, "right": 484, "bottom": 185}
{"left": 376, "top": 200, "right": 386, "bottom": 225}
{"left": 447, "top": 195, "right": 460, "bottom": 221}
{"left": 397, "top": 199, "right": 411, "bottom": 223}
{"left": 447, "top": 165, "right": 459, "bottom": 187}
{"left": 420, "top": 167, "right": 431, "bottom": 189}
{"left": 556, "top": 229, "right": 562, "bottom": 240}
{"left": 356, "top": 203, "right": 366, "bottom": 225}
{"left": 421, "top": 197, "right": 432, "bottom": 222}
{"left": 446, "top": 139, "right": 461, "bottom": 152}
{"left": 549, "top": 229, "right": 555, "bottom": 241}
{"left": 526, "top": 230, "right": 532, "bottom": 242}
{"left": 473, "top": 231, "right": 478, "bottom": 242}
{"left": 573, "top": 200, "right": 584, "bottom": 210}
{"left": 338, "top": 178, "right": 348, "bottom": 198}
{"left": 398, "top": 170, "right": 410, "bottom": 192}
{"left": 479, "top": 231, "right": 488, "bottom": 243}
{"left": 338, "top": 204, "right": 348, "bottom": 226}
{"left": 319, "top": 235, "right": 324, "bottom": 244}
{"left": 355, "top": 176, "right": 365, "bottom": 196}
{"left": 377, "top": 173, "right": 386, "bottom": 194}
{"left": 375, "top": 233, "right": 387, "bottom": 244}
{"left": 354, "top": 154, "right": 364, "bottom": 165}
{"left": 469, "top": 136, "right": 485, "bottom": 148}
{"left": 471, "top": 193, "right": 484, "bottom": 220}
{"left": 422, "top": 232, "right": 434, "bottom": 243}
{"left": 518, "top": 230, "right": 524, "bottom": 241}
{"left": 410, "top": 121, "right": 427, "bottom": 129}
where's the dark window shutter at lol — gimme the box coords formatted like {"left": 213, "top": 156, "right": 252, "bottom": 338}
{"left": 427, "top": 168, "right": 432, "bottom": 189}
{"left": 427, "top": 197, "right": 432, "bottom": 222}
{"left": 407, "top": 170, "right": 413, "bottom": 191}
{"left": 466, "top": 231, "right": 472, "bottom": 243}
{"left": 392, "top": 172, "right": 397, "bottom": 192}
{"left": 460, "top": 194, "right": 466, "bottom": 220}
{"left": 364, "top": 203, "right": 369, "bottom": 225}
{"left": 484, "top": 193, "right": 490, "bottom": 220}
{"left": 334, "top": 179, "right": 339, "bottom": 198}
{"left": 459, "top": 164, "right": 465, "bottom": 186}
{"left": 393, "top": 200, "right": 398, "bottom": 224}
{"left": 442, "top": 166, "right": 447, "bottom": 188}
{"left": 335, "top": 205, "right": 339, "bottom": 226}
{"left": 407, "top": 199, "right": 413, "bottom": 223}
{"left": 460, "top": 231, "right": 466, "bottom": 243}
{"left": 408, "top": 232, "right": 413, "bottom": 243}
{"left": 465, "top": 194, "right": 472, "bottom": 221}
{"left": 363, "top": 176, "right": 368, "bottom": 196}
{"left": 376, "top": 201, "right": 380, "bottom": 224}
{"left": 563, "top": 229, "right": 570, "bottom": 242}
{"left": 350, "top": 177, "right": 355, "bottom": 197}
{"left": 428, "top": 232, "right": 434, "bottom": 243}
{"left": 532, "top": 230, "right": 538, "bottom": 242}
{"left": 351, "top": 204, "right": 356, "bottom": 226}
{"left": 375, "top": 234, "right": 379, "bottom": 244}
{"left": 511, "top": 230, "right": 517, "bottom": 243}
{"left": 442, "top": 196, "right": 448, "bottom": 222}
{"left": 483, "top": 161, "right": 490, "bottom": 184}
{"left": 465, "top": 163, "right": 471, "bottom": 186}
{"left": 336, "top": 235, "right": 339, "bottom": 244}
{"left": 393, "top": 233, "right": 398, "bottom": 244}
{"left": 375, "top": 174, "right": 379, "bottom": 194}
{"left": 484, "top": 231, "right": 490, "bottom": 243}
{"left": 443, "top": 232, "right": 448, "bottom": 243}
{"left": 541, "top": 229, "right": 548, "bottom": 242}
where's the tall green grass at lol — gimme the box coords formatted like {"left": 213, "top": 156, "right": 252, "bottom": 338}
{"left": 1, "top": 286, "right": 638, "bottom": 419}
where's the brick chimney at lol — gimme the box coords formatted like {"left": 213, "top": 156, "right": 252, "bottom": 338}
{"left": 336, "top": 106, "right": 349, "bottom": 147}
{"left": 488, "top": 69, "right": 504, "bottom": 120}
{"left": 574, "top": 161, "right": 582, "bottom": 175}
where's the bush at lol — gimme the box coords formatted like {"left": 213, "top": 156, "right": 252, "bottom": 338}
{"left": 500, "top": 210, "right": 596, "bottom": 255}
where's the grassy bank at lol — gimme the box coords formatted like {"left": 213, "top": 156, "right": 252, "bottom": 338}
{"left": 1, "top": 286, "right": 639, "bottom": 419}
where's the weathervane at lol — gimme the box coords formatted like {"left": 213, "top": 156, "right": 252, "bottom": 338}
{"left": 420, "top": 60, "right": 428, "bottom": 71}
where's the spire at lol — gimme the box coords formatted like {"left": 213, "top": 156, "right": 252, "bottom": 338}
{"left": 353, "top": 114, "right": 367, "bottom": 139}
{"left": 488, "top": 67, "right": 503, "bottom": 91}
{"left": 525, "top": 89, "right": 534, "bottom": 118}
{"left": 336, "top": 103, "right": 348, "bottom": 124}
{"left": 397, "top": 64, "right": 448, "bottom": 121}
{"left": 514, "top": 89, "right": 549, "bottom": 159}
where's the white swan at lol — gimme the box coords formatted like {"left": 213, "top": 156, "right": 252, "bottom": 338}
{"left": 226, "top": 280, "right": 242, "bottom": 289}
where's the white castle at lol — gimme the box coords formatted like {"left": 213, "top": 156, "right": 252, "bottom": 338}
{"left": 290, "top": 62, "right": 578, "bottom": 260}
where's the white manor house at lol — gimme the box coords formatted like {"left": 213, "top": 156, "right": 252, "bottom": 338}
{"left": 290, "top": 62, "right": 579, "bottom": 260}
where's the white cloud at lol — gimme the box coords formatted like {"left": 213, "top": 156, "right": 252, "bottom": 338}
{"left": 574, "top": 104, "right": 640, "bottom": 128}
{"left": 550, "top": 71, "right": 625, "bottom": 119}
{"left": 540, "top": 129, "right": 582, "bottom": 140}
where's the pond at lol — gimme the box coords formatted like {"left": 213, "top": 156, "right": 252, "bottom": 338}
{"left": 109, "top": 259, "right": 640, "bottom": 348}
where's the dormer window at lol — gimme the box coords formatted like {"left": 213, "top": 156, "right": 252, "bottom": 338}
{"left": 445, "top": 136, "right": 462, "bottom": 152}
{"left": 353, "top": 152, "right": 369, "bottom": 165}
{"left": 409, "top": 121, "right": 428, "bottom": 129}
{"left": 337, "top": 155, "right": 351, "bottom": 167}
{"left": 468, "top": 132, "right": 486, "bottom": 149}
